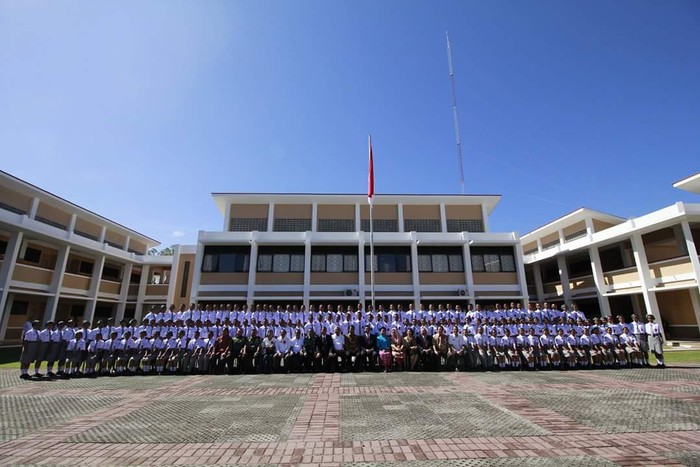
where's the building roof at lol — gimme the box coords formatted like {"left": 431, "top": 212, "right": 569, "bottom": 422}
{"left": 211, "top": 193, "right": 502, "bottom": 217}
{"left": 0, "top": 170, "right": 159, "bottom": 246}
{"left": 673, "top": 172, "right": 700, "bottom": 194}
{"left": 521, "top": 207, "right": 626, "bottom": 242}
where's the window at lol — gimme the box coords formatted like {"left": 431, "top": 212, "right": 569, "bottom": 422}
{"left": 130, "top": 273, "right": 141, "bottom": 284}
{"left": 201, "top": 246, "right": 250, "bottom": 273}
{"left": 447, "top": 219, "right": 485, "bottom": 233}
{"left": 361, "top": 219, "right": 398, "bottom": 232}
{"left": 318, "top": 219, "right": 354, "bottom": 232}
{"left": 102, "top": 265, "right": 121, "bottom": 281}
{"left": 257, "top": 247, "right": 305, "bottom": 272}
{"left": 24, "top": 247, "right": 42, "bottom": 264}
{"left": 310, "top": 247, "right": 358, "bottom": 272}
{"left": 0, "top": 240, "right": 7, "bottom": 258}
{"left": 404, "top": 219, "right": 441, "bottom": 232}
{"left": 417, "top": 247, "right": 464, "bottom": 272}
{"left": 470, "top": 247, "right": 516, "bottom": 273}
{"left": 230, "top": 217, "right": 268, "bottom": 232}
{"left": 273, "top": 218, "right": 311, "bottom": 232}
{"left": 79, "top": 261, "right": 94, "bottom": 275}
{"left": 365, "top": 247, "right": 411, "bottom": 272}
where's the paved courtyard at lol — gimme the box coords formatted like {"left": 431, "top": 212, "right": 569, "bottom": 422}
{"left": 2, "top": 368, "right": 700, "bottom": 466}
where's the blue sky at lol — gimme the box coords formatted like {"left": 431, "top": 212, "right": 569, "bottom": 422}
{"left": 1, "top": 1, "right": 698, "bottom": 246}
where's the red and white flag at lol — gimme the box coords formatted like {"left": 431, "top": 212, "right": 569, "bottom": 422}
{"left": 367, "top": 135, "right": 374, "bottom": 204}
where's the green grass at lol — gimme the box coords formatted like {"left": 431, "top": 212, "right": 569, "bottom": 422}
{"left": 0, "top": 347, "right": 698, "bottom": 371}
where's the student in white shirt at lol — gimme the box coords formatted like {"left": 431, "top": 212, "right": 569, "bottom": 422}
{"left": 645, "top": 314, "right": 665, "bottom": 367}
{"left": 19, "top": 321, "right": 40, "bottom": 379}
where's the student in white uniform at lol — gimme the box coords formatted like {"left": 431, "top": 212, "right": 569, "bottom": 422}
{"left": 19, "top": 321, "right": 40, "bottom": 379}
{"left": 645, "top": 314, "right": 665, "bottom": 368}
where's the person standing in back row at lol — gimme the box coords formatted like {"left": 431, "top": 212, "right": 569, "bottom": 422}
{"left": 645, "top": 314, "right": 665, "bottom": 368}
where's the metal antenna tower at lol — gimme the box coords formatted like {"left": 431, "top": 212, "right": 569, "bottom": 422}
{"left": 446, "top": 31, "right": 465, "bottom": 194}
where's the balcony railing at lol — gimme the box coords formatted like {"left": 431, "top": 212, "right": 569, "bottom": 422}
{"left": 35, "top": 216, "right": 67, "bottom": 230}
{"left": 0, "top": 202, "right": 27, "bottom": 215}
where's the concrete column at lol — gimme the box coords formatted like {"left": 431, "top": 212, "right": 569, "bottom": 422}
{"left": 115, "top": 263, "right": 133, "bottom": 322}
{"left": 681, "top": 221, "right": 700, "bottom": 295}
{"left": 166, "top": 246, "right": 181, "bottom": 306}
{"left": 267, "top": 203, "right": 275, "bottom": 232}
{"left": 630, "top": 233, "right": 663, "bottom": 335}
{"left": 537, "top": 238, "right": 543, "bottom": 253}
{"left": 43, "top": 244, "right": 71, "bottom": 323}
{"left": 28, "top": 197, "right": 40, "bottom": 219}
{"left": 557, "top": 256, "right": 572, "bottom": 306}
{"left": 135, "top": 264, "right": 150, "bottom": 320}
{"left": 0, "top": 231, "right": 23, "bottom": 341}
{"left": 98, "top": 226, "right": 107, "bottom": 244}
{"left": 246, "top": 239, "right": 258, "bottom": 307}
{"left": 224, "top": 202, "right": 232, "bottom": 231}
{"left": 355, "top": 204, "right": 361, "bottom": 233}
{"left": 532, "top": 263, "right": 545, "bottom": 304}
{"left": 189, "top": 241, "right": 205, "bottom": 303}
{"left": 0, "top": 294, "right": 15, "bottom": 343}
{"left": 462, "top": 236, "right": 475, "bottom": 307}
{"left": 358, "top": 235, "right": 366, "bottom": 306}
{"left": 481, "top": 205, "right": 490, "bottom": 232}
{"left": 123, "top": 236, "right": 131, "bottom": 253}
{"left": 398, "top": 204, "right": 404, "bottom": 233}
{"left": 410, "top": 236, "right": 420, "bottom": 308}
{"left": 585, "top": 218, "right": 594, "bottom": 237}
{"left": 514, "top": 237, "right": 530, "bottom": 303}
{"left": 303, "top": 235, "right": 311, "bottom": 308}
{"left": 588, "top": 246, "right": 612, "bottom": 316}
{"left": 84, "top": 255, "right": 106, "bottom": 323}
{"left": 311, "top": 203, "right": 318, "bottom": 233}
{"left": 439, "top": 203, "right": 447, "bottom": 233}
{"left": 67, "top": 214, "right": 77, "bottom": 239}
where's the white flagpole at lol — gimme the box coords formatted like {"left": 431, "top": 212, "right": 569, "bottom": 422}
{"left": 370, "top": 194, "right": 375, "bottom": 313}
{"left": 368, "top": 135, "right": 376, "bottom": 313}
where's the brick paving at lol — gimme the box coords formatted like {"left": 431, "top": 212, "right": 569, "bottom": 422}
{"left": 1, "top": 368, "right": 700, "bottom": 465}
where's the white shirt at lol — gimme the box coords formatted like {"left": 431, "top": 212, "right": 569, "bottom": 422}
{"left": 331, "top": 333, "right": 345, "bottom": 351}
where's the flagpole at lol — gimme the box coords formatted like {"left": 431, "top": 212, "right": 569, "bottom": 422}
{"left": 368, "top": 135, "right": 376, "bottom": 313}
{"left": 370, "top": 195, "right": 375, "bottom": 313}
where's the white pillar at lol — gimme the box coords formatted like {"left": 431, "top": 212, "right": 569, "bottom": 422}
{"left": 123, "top": 236, "right": 131, "bottom": 253}
{"left": 410, "top": 236, "right": 420, "bottom": 307}
{"left": 537, "top": 238, "right": 543, "bottom": 253}
{"left": 43, "top": 244, "right": 71, "bottom": 323}
{"left": 680, "top": 221, "right": 700, "bottom": 333}
{"left": 588, "top": 246, "right": 612, "bottom": 316}
{"left": 224, "top": 202, "right": 232, "bottom": 231}
{"left": 397, "top": 204, "right": 404, "bottom": 233}
{"left": 481, "top": 205, "right": 489, "bottom": 232}
{"left": 67, "top": 213, "right": 77, "bottom": 239}
{"left": 0, "top": 231, "right": 24, "bottom": 341}
{"left": 439, "top": 203, "right": 447, "bottom": 233}
{"left": 557, "top": 255, "right": 572, "bottom": 306}
{"left": 311, "top": 203, "right": 318, "bottom": 233}
{"left": 166, "top": 246, "right": 181, "bottom": 307}
{"left": 630, "top": 233, "right": 664, "bottom": 335}
{"left": 355, "top": 203, "right": 361, "bottom": 233}
{"left": 135, "top": 264, "right": 150, "bottom": 320}
{"left": 513, "top": 237, "right": 529, "bottom": 303}
{"left": 246, "top": 239, "right": 258, "bottom": 307}
{"left": 85, "top": 255, "right": 106, "bottom": 323}
{"left": 462, "top": 235, "right": 475, "bottom": 307}
{"left": 303, "top": 235, "right": 311, "bottom": 308}
{"left": 358, "top": 235, "right": 366, "bottom": 306}
{"left": 267, "top": 203, "right": 275, "bottom": 232}
{"left": 585, "top": 218, "right": 594, "bottom": 237}
{"left": 189, "top": 241, "right": 204, "bottom": 303}
{"left": 115, "top": 263, "right": 133, "bottom": 322}
{"left": 532, "top": 263, "right": 545, "bottom": 304}
{"left": 28, "top": 197, "right": 40, "bottom": 219}
{"left": 98, "top": 226, "right": 107, "bottom": 244}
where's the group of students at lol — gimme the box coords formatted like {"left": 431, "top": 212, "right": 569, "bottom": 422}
{"left": 18, "top": 301, "right": 666, "bottom": 379}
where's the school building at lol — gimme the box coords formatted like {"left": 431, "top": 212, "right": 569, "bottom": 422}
{"left": 1, "top": 169, "right": 699, "bottom": 343}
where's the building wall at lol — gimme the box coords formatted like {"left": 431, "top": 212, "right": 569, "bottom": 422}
{"left": 656, "top": 289, "right": 700, "bottom": 339}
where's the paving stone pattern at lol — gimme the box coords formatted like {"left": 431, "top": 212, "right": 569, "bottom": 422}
{"left": 1, "top": 368, "right": 700, "bottom": 465}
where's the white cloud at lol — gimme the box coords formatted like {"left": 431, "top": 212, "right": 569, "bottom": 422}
{"left": 171, "top": 230, "right": 185, "bottom": 238}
